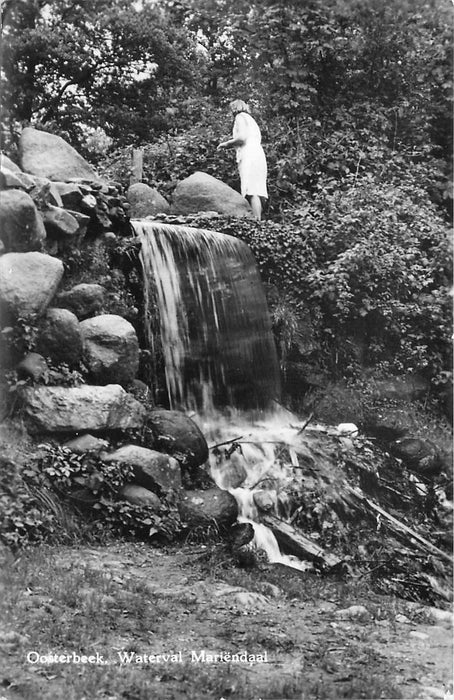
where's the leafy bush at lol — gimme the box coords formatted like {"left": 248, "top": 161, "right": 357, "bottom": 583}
{"left": 185, "top": 169, "right": 452, "bottom": 390}
{"left": 0, "top": 446, "right": 182, "bottom": 550}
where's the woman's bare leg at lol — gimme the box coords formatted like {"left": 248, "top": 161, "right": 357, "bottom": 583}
{"left": 250, "top": 195, "right": 262, "bottom": 220}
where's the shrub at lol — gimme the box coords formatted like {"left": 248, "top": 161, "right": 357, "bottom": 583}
{"left": 0, "top": 446, "right": 182, "bottom": 550}
{"left": 186, "top": 164, "right": 452, "bottom": 389}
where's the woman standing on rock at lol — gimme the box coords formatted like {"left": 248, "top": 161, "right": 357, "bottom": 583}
{"left": 217, "top": 99, "right": 268, "bottom": 221}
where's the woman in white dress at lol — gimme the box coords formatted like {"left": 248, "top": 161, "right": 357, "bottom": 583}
{"left": 217, "top": 99, "right": 268, "bottom": 220}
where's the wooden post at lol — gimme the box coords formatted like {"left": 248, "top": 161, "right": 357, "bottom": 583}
{"left": 130, "top": 148, "right": 143, "bottom": 185}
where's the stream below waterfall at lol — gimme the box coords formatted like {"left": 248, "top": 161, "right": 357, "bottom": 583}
{"left": 196, "top": 407, "right": 334, "bottom": 571}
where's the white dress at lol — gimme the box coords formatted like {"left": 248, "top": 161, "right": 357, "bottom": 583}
{"left": 232, "top": 112, "right": 268, "bottom": 199}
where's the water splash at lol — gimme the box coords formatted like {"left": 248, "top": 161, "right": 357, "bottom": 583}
{"left": 136, "top": 221, "right": 281, "bottom": 413}
{"left": 203, "top": 409, "right": 323, "bottom": 571}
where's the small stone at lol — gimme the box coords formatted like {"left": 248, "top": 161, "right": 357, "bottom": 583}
{"left": 427, "top": 607, "right": 453, "bottom": 626}
{"left": 42, "top": 205, "right": 80, "bottom": 238}
{"left": 16, "top": 352, "right": 48, "bottom": 381}
{"left": 253, "top": 489, "right": 276, "bottom": 512}
{"left": 260, "top": 582, "right": 282, "bottom": 598}
{"left": 409, "top": 631, "right": 429, "bottom": 640}
{"left": 53, "top": 182, "right": 84, "bottom": 209}
{"left": 0, "top": 154, "right": 21, "bottom": 172}
{"left": 118, "top": 483, "right": 162, "bottom": 510}
{"left": 336, "top": 423, "right": 359, "bottom": 437}
{"left": 395, "top": 613, "right": 411, "bottom": 624}
{"left": 335, "top": 605, "right": 370, "bottom": 621}
{"left": 64, "top": 434, "right": 109, "bottom": 454}
{"left": 102, "top": 232, "right": 117, "bottom": 245}
{"left": 81, "top": 194, "right": 97, "bottom": 210}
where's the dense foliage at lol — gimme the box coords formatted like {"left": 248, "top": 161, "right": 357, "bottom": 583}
{"left": 0, "top": 446, "right": 181, "bottom": 550}
{"left": 1, "top": 0, "right": 452, "bottom": 397}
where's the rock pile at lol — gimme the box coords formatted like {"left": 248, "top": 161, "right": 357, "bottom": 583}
{"left": 0, "top": 127, "right": 238, "bottom": 534}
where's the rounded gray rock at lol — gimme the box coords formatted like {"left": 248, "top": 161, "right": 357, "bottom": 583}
{"left": 56, "top": 283, "right": 104, "bottom": 320}
{"left": 20, "top": 384, "right": 145, "bottom": 433}
{"left": 102, "top": 445, "right": 181, "bottom": 495}
{"left": 146, "top": 409, "right": 209, "bottom": 470}
{"left": 80, "top": 314, "right": 139, "bottom": 387}
{"left": 37, "top": 307, "right": 83, "bottom": 365}
{"left": 127, "top": 182, "right": 170, "bottom": 218}
{"left": 0, "top": 189, "right": 46, "bottom": 252}
{"left": 170, "top": 172, "right": 253, "bottom": 218}
{"left": 118, "top": 484, "right": 162, "bottom": 510}
{"left": 179, "top": 488, "right": 238, "bottom": 529}
{"left": 0, "top": 252, "right": 64, "bottom": 321}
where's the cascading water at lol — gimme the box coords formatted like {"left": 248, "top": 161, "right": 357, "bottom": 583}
{"left": 135, "top": 219, "right": 309, "bottom": 570}
{"left": 136, "top": 221, "right": 281, "bottom": 414}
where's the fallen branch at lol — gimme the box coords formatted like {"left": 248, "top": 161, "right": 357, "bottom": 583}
{"left": 260, "top": 512, "right": 342, "bottom": 569}
{"left": 209, "top": 435, "right": 246, "bottom": 450}
{"left": 297, "top": 412, "right": 314, "bottom": 435}
{"left": 346, "top": 485, "right": 453, "bottom": 565}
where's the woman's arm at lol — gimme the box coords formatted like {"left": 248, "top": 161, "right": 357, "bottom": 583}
{"left": 217, "top": 113, "right": 248, "bottom": 150}
{"left": 217, "top": 136, "right": 244, "bottom": 150}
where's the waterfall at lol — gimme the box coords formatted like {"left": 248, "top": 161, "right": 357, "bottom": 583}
{"left": 135, "top": 219, "right": 309, "bottom": 569}
{"left": 136, "top": 220, "right": 281, "bottom": 413}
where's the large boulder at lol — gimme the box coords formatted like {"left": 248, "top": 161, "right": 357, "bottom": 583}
{"left": 363, "top": 406, "right": 416, "bottom": 442}
{"left": 146, "top": 409, "right": 209, "bottom": 470}
{"left": 19, "top": 127, "right": 101, "bottom": 182}
{"left": 0, "top": 189, "right": 46, "bottom": 252}
{"left": 80, "top": 314, "right": 139, "bottom": 387}
{"left": 37, "top": 307, "right": 83, "bottom": 365}
{"left": 389, "top": 438, "right": 443, "bottom": 476}
{"left": 178, "top": 488, "right": 238, "bottom": 529}
{"left": 20, "top": 384, "right": 145, "bottom": 433}
{"left": 55, "top": 283, "right": 104, "bottom": 319}
{"left": 170, "top": 172, "right": 254, "bottom": 218}
{"left": 0, "top": 252, "right": 64, "bottom": 321}
{"left": 127, "top": 182, "right": 170, "bottom": 218}
{"left": 101, "top": 445, "right": 181, "bottom": 495}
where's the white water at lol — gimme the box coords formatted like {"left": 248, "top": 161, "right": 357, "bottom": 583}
{"left": 136, "top": 220, "right": 315, "bottom": 570}
{"left": 137, "top": 220, "right": 281, "bottom": 413}
{"left": 202, "top": 409, "right": 320, "bottom": 571}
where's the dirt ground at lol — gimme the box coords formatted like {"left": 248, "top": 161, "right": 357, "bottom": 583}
{"left": 0, "top": 541, "right": 452, "bottom": 700}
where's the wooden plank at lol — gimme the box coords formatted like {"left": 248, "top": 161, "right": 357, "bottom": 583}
{"left": 130, "top": 148, "right": 143, "bottom": 185}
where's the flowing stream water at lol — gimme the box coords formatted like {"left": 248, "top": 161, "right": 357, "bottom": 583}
{"left": 136, "top": 220, "right": 312, "bottom": 569}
